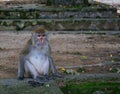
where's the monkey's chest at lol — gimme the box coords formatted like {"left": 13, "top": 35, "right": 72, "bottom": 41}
{"left": 30, "top": 53, "right": 49, "bottom": 75}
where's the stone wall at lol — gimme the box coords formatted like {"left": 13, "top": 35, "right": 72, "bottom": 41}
{"left": 0, "top": 0, "right": 47, "bottom": 5}
{"left": 0, "top": 19, "right": 120, "bottom": 31}
{"left": 49, "top": 0, "right": 89, "bottom": 6}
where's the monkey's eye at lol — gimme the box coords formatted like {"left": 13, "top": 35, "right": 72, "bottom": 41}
{"left": 42, "top": 34, "right": 45, "bottom": 37}
{"left": 37, "top": 35, "right": 41, "bottom": 37}
{"left": 37, "top": 34, "right": 45, "bottom": 37}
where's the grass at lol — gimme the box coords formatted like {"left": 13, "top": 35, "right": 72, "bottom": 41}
{"left": 60, "top": 81, "right": 120, "bottom": 94}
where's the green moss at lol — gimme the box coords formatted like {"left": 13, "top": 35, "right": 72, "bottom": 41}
{"left": 61, "top": 81, "right": 120, "bottom": 94}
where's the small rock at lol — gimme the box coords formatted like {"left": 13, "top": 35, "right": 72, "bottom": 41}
{"left": 93, "top": 91, "right": 105, "bottom": 94}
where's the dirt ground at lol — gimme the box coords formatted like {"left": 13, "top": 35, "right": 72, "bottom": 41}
{"left": 0, "top": 32, "right": 120, "bottom": 78}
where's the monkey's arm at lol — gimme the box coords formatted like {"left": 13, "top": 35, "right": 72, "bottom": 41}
{"left": 17, "top": 55, "right": 25, "bottom": 80}
{"left": 49, "top": 56, "right": 57, "bottom": 73}
{"left": 49, "top": 56, "right": 63, "bottom": 78}
{"left": 29, "top": 45, "right": 36, "bottom": 51}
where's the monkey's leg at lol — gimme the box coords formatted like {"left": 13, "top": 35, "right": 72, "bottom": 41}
{"left": 25, "top": 62, "right": 49, "bottom": 86}
{"left": 25, "top": 60, "right": 38, "bottom": 79}
{"left": 25, "top": 62, "right": 45, "bottom": 87}
{"left": 25, "top": 61, "right": 45, "bottom": 87}
{"left": 18, "top": 56, "right": 25, "bottom": 80}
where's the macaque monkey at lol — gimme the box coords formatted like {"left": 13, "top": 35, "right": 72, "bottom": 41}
{"left": 18, "top": 26, "right": 62, "bottom": 85}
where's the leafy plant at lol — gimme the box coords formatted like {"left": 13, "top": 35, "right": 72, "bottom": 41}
{"left": 46, "top": 0, "right": 52, "bottom": 6}
{"left": 77, "top": 67, "right": 86, "bottom": 73}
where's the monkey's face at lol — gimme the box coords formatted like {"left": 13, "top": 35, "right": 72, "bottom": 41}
{"left": 37, "top": 33, "right": 46, "bottom": 43}
{"left": 34, "top": 33, "right": 48, "bottom": 48}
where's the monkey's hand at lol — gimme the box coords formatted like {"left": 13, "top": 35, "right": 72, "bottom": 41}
{"left": 44, "top": 75, "right": 53, "bottom": 80}
{"left": 28, "top": 76, "right": 50, "bottom": 87}
{"left": 17, "top": 76, "right": 24, "bottom": 80}
{"left": 36, "top": 75, "right": 53, "bottom": 82}
{"left": 28, "top": 80, "right": 44, "bottom": 87}
{"left": 53, "top": 73, "right": 64, "bottom": 78}
{"left": 37, "top": 76, "right": 49, "bottom": 82}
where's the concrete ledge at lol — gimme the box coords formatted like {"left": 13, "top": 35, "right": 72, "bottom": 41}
{"left": 65, "top": 73, "right": 120, "bottom": 81}
{"left": 0, "top": 78, "right": 63, "bottom": 94}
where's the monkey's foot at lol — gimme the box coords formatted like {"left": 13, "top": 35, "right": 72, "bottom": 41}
{"left": 17, "top": 76, "right": 24, "bottom": 80}
{"left": 53, "top": 74, "right": 64, "bottom": 78}
{"left": 36, "top": 76, "right": 49, "bottom": 82}
{"left": 28, "top": 80, "right": 44, "bottom": 87}
{"left": 44, "top": 75, "right": 53, "bottom": 80}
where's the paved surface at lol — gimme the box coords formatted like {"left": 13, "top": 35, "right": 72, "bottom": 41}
{"left": 94, "top": 0, "right": 120, "bottom": 8}
{"left": 94, "top": 0, "right": 120, "bottom": 14}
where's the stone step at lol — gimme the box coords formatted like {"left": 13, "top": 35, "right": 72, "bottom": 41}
{"left": 0, "top": 6, "right": 117, "bottom": 19}
{"left": 0, "top": 18, "right": 120, "bottom": 31}
{"left": 0, "top": 79, "right": 63, "bottom": 94}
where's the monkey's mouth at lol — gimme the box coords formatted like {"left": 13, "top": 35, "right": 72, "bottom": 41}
{"left": 40, "top": 38, "right": 44, "bottom": 43}
{"left": 37, "top": 37, "right": 44, "bottom": 43}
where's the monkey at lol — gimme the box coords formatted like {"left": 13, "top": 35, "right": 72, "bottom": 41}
{"left": 17, "top": 26, "right": 63, "bottom": 85}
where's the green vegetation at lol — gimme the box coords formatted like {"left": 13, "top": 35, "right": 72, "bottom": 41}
{"left": 46, "top": 0, "right": 52, "bottom": 6}
{"left": 61, "top": 81, "right": 120, "bottom": 94}
{"left": 112, "top": 56, "right": 120, "bottom": 62}
{"left": 109, "top": 68, "right": 118, "bottom": 73}
{"left": 77, "top": 67, "right": 86, "bottom": 73}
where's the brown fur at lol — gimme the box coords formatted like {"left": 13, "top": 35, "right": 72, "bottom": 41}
{"left": 20, "top": 39, "right": 32, "bottom": 55}
{"left": 33, "top": 26, "right": 46, "bottom": 34}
